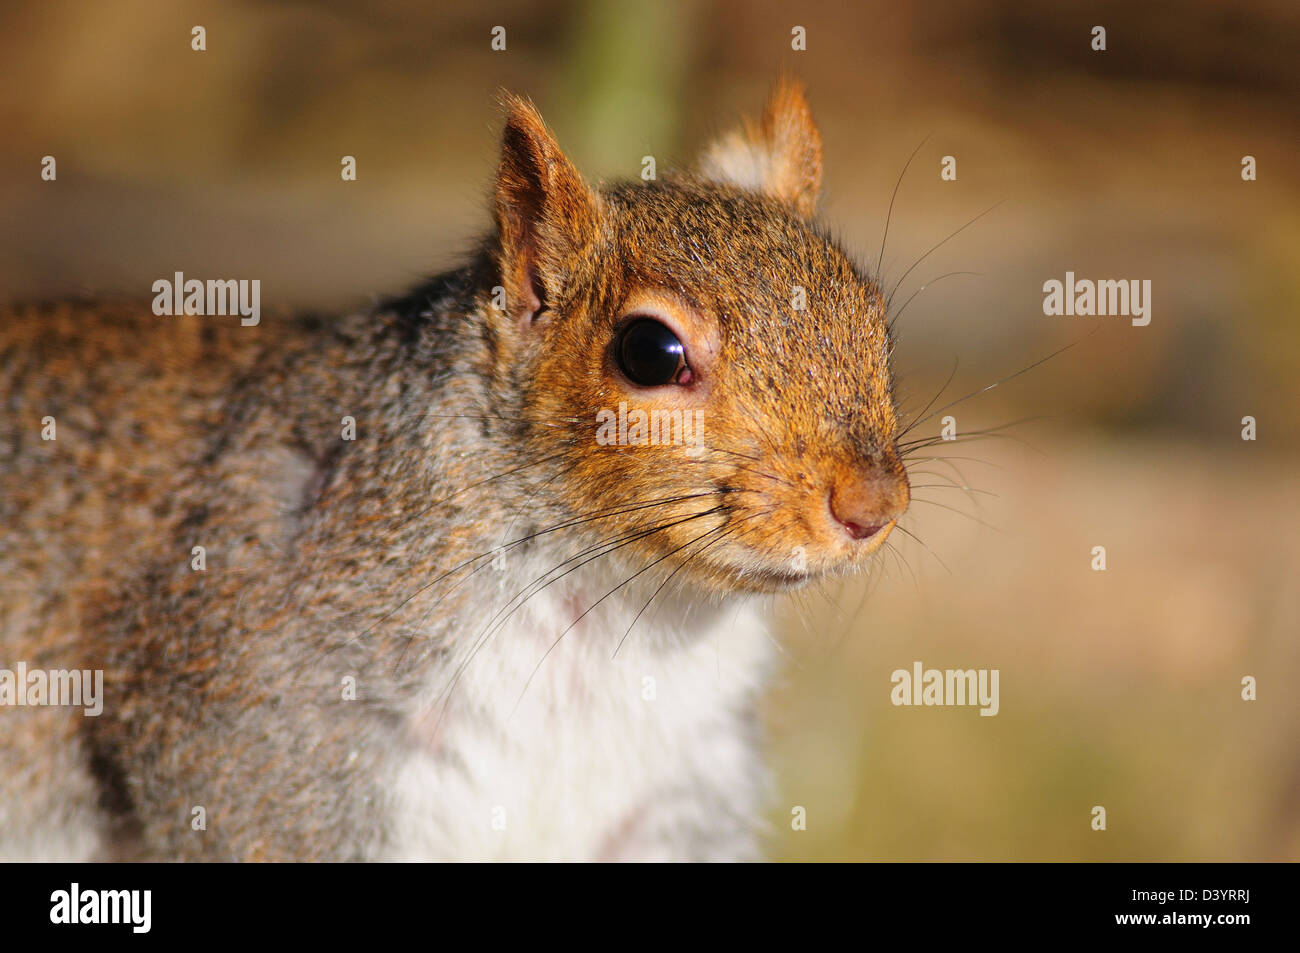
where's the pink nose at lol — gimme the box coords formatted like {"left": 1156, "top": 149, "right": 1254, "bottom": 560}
{"left": 828, "top": 470, "right": 909, "bottom": 542}
{"left": 836, "top": 515, "right": 887, "bottom": 540}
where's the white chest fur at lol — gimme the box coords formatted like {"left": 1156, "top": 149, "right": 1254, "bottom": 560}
{"left": 382, "top": 557, "right": 775, "bottom": 861}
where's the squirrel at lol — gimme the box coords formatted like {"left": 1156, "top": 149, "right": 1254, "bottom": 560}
{"left": 0, "top": 79, "right": 910, "bottom": 861}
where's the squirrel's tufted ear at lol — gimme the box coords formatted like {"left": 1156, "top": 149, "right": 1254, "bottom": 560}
{"left": 697, "top": 78, "right": 823, "bottom": 219}
{"left": 494, "top": 94, "right": 601, "bottom": 329}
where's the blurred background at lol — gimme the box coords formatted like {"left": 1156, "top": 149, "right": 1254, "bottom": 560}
{"left": 2, "top": 0, "right": 1297, "bottom": 860}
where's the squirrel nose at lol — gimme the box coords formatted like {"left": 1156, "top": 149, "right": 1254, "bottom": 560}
{"left": 837, "top": 515, "right": 886, "bottom": 540}
{"left": 828, "top": 469, "right": 909, "bottom": 542}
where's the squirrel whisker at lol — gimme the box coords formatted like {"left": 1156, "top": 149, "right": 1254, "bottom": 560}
{"left": 517, "top": 515, "right": 761, "bottom": 710}
{"left": 610, "top": 509, "right": 775, "bottom": 661}
{"left": 429, "top": 506, "right": 732, "bottom": 726}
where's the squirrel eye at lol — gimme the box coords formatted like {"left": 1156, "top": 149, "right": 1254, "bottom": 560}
{"left": 616, "top": 317, "right": 688, "bottom": 386}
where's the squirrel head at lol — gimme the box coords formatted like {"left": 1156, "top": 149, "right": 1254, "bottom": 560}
{"left": 486, "top": 80, "right": 908, "bottom": 594}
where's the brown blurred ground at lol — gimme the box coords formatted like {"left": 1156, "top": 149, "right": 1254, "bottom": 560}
{"left": 2, "top": 0, "right": 1297, "bottom": 859}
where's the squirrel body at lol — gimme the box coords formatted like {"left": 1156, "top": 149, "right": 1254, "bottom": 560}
{"left": 0, "top": 82, "right": 909, "bottom": 861}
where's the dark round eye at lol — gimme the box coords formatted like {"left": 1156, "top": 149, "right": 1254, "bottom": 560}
{"left": 616, "top": 317, "right": 688, "bottom": 386}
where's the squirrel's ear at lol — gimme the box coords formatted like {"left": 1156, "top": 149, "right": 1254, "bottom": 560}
{"left": 697, "top": 78, "right": 823, "bottom": 219}
{"left": 494, "top": 94, "right": 601, "bottom": 329}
